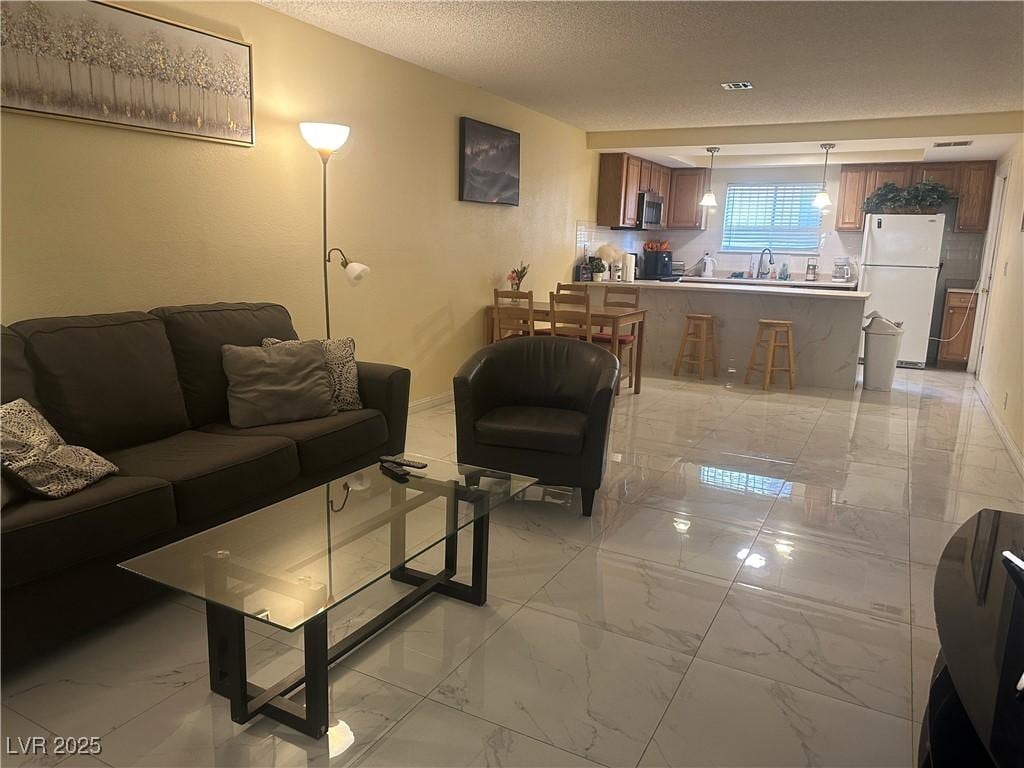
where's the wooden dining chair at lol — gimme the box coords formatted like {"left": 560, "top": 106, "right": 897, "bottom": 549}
{"left": 593, "top": 285, "right": 641, "bottom": 389}
{"left": 492, "top": 289, "right": 535, "bottom": 341}
{"left": 556, "top": 282, "right": 588, "bottom": 296}
{"left": 548, "top": 290, "right": 592, "bottom": 342}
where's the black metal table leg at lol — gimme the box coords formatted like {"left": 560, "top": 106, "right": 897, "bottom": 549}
{"left": 206, "top": 603, "right": 248, "bottom": 723}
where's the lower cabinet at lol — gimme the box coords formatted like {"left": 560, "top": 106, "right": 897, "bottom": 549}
{"left": 937, "top": 290, "right": 977, "bottom": 369}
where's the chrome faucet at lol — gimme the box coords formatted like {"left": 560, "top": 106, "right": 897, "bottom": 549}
{"left": 757, "top": 248, "right": 775, "bottom": 279}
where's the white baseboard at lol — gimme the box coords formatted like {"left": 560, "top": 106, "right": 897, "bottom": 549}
{"left": 409, "top": 391, "right": 454, "bottom": 414}
{"left": 974, "top": 379, "right": 1024, "bottom": 479}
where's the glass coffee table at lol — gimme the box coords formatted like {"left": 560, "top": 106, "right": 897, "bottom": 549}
{"left": 120, "top": 454, "right": 534, "bottom": 739}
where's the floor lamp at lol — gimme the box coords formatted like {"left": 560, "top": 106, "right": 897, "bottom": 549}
{"left": 299, "top": 122, "right": 370, "bottom": 339}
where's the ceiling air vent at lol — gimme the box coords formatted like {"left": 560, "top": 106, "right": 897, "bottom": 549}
{"left": 720, "top": 82, "right": 753, "bottom": 90}
{"left": 932, "top": 140, "right": 973, "bottom": 148}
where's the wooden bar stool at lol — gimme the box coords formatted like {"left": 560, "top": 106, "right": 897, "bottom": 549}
{"left": 673, "top": 313, "right": 719, "bottom": 380}
{"left": 745, "top": 319, "right": 796, "bottom": 390}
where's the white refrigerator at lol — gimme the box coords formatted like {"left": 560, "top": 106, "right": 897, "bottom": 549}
{"left": 858, "top": 214, "right": 944, "bottom": 367}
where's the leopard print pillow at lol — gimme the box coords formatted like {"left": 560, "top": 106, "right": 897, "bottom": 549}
{"left": 262, "top": 337, "right": 362, "bottom": 411}
{"left": 1, "top": 398, "right": 118, "bottom": 498}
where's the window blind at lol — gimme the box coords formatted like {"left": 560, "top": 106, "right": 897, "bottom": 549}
{"left": 720, "top": 182, "right": 822, "bottom": 252}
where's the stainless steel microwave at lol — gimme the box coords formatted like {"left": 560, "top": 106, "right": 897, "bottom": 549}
{"left": 614, "top": 191, "right": 663, "bottom": 231}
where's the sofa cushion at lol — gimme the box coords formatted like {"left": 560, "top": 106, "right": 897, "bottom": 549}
{"left": 104, "top": 430, "right": 300, "bottom": 524}
{"left": 1, "top": 398, "right": 118, "bottom": 498}
{"left": 222, "top": 341, "right": 335, "bottom": 428}
{"left": 1, "top": 326, "right": 39, "bottom": 408}
{"left": 150, "top": 303, "right": 299, "bottom": 427}
{"left": 10, "top": 312, "right": 190, "bottom": 452}
{"left": 202, "top": 409, "right": 388, "bottom": 476}
{"left": 1, "top": 475, "right": 175, "bottom": 587}
{"left": 475, "top": 406, "right": 587, "bottom": 456}
{"left": 263, "top": 336, "right": 363, "bottom": 411}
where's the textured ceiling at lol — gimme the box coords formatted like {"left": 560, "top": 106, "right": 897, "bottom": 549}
{"left": 262, "top": 1, "right": 1024, "bottom": 131}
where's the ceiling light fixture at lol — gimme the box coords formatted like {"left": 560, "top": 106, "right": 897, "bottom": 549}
{"left": 812, "top": 143, "right": 835, "bottom": 213}
{"left": 699, "top": 146, "right": 720, "bottom": 208}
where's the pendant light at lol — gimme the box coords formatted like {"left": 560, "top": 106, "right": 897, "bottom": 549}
{"left": 698, "top": 146, "right": 720, "bottom": 207}
{"left": 812, "top": 143, "right": 835, "bottom": 212}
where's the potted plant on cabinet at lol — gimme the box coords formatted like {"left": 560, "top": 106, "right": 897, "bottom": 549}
{"left": 863, "top": 181, "right": 951, "bottom": 214}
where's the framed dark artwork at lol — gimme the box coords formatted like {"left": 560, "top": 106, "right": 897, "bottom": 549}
{"left": 1, "top": 1, "right": 253, "bottom": 146}
{"left": 459, "top": 117, "right": 520, "bottom": 206}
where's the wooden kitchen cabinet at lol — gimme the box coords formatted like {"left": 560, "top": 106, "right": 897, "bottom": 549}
{"left": 954, "top": 161, "right": 996, "bottom": 233}
{"left": 653, "top": 165, "right": 671, "bottom": 225}
{"left": 835, "top": 160, "right": 996, "bottom": 233}
{"left": 597, "top": 153, "right": 642, "bottom": 227}
{"left": 866, "top": 164, "right": 915, "bottom": 194}
{"left": 835, "top": 165, "right": 871, "bottom": 231}
{"left": 913, "top": 163, "right": 961, "bottom": 196}
{"left": 597, "top": 153, "right": 674, "bottom": 228}
{"left": 937, "top": 290, "right": 977, "bottom": 369}
{"left": 639, "top": 160, "right": 653, "bottom": 192}
{"left": 666, "top": 168, "right": 707, "bottom": 229}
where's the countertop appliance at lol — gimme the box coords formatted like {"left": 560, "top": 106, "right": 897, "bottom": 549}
{"left": 613, "top": 191, "right": 663, "bottom": 231}
{"left": 859, "top": 213, "right": 945, "bottom": 367}
{"left": 641, "top": 250, "right": 672, "bottom": 279}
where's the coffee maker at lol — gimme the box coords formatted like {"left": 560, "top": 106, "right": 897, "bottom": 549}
{"left": 641, "top": 250, "right": 672, "bottom": 279}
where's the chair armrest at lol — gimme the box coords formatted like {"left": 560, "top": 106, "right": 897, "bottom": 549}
{"left": 453, "top": 351, "right": 499, "bottom": 454}
{"left": 582, "top": 360, "right": 619, "bottom": 462}
{"left": 357, "top": 361, "right": 411, "bottom": 455}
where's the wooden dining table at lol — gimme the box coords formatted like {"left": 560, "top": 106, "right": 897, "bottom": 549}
{"left": 483, "top": 302, "right": 648, "bottom": 394}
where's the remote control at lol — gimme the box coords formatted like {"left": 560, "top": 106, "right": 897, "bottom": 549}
{"left": 379, "top": 463, "right": 409, "bottom": 483}
{"left": 380, "top": 455, "right": 428, "bottom": 469}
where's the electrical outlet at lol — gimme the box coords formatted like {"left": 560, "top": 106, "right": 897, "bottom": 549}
{"left": 1004, "top": 262, "right": 1009, "bottom": 277}
{"left": 1004, "top": 392, "right": 1009, "bottom": 410}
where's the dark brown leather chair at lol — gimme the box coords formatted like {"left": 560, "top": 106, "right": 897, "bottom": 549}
{"left": 453, "top": 336, "right": 619, "bottom": 516}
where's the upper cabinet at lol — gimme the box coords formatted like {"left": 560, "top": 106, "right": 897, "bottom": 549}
{"left": 835, "top": 160, "right": 996, "bottom": 234}
{"left": 835, "top": 165, "right": 871, "bottom": 231}
{"left": 666, "top": 168, "right": 707, "bottom": 229}
{"left": 596, "top": 153, "right": 679, "bottom": 228}
{"left": 652, "top": 165, "right": 671, "bottom": 225}
{"left": 597, "top": 153, "right": 640, "bottom": 227}
{"left": 913, "top": 163, "right": 961, "bottom": 196}
{"left": 955, "top": 162, "right": 996, "bottom": 233}
{"left": 865, "top": 164, "right": 914, "bottom": 192}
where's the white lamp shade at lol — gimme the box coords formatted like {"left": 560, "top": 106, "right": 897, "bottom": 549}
{"left": 812, "top": 190, "right": 833, "bottom": 211}
{"left": 343, "top": 261, "right": 370, "bottom": 284}
{"left": 699, "top": 191, "right": 718, "bottom": 207}
{"left": 300, "top": 122, "right": 350, "bottom": 153}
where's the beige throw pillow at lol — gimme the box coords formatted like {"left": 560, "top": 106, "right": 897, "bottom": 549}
{"left": 222, "top": 341, "right": 336, "bottom": 428}
{"left": 262, "top": 336, "right": 362, "bottom": 411}
{"left": 1, "top": 398, "right": 118, "bottom": 499}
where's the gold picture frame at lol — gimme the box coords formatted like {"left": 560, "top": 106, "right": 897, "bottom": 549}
{"left": 1, "top": 1, "right": 253, "bottom": 146}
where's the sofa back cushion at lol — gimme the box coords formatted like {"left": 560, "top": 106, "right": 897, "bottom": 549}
{"left": 10, "top": 312, "right": 190, "bottom": 451}
{"left": 1, "top": 326, "right": 40, "bottom": 408}
{"left": 149, "top": 303, "right": 298, "bottom": 427}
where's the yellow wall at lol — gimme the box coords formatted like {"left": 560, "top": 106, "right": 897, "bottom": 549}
{"left": 0, "top": 1, "right": 597, "bottom": 400}
{"left": 978, "top": 137, "right": 1024, "bottom": 454}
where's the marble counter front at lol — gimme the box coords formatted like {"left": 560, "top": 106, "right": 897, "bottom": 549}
{"left": 576, "top": 280, "right": 868, "bottom": 389}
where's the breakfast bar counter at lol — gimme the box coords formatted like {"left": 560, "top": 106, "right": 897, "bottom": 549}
{"left": 576, "top": 279, "right": 870, "bottom": 389}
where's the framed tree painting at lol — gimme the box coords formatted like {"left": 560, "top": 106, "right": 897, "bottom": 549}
{"left": 0, "top": 1, "right": 253, "bottom": 145}
{"left": 459, "top": 117, "right": 520, "bottom": 206}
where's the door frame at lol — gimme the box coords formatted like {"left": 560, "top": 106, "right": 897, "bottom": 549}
{"left": 968, "top": 158, "right": 1011, "bottom": 375}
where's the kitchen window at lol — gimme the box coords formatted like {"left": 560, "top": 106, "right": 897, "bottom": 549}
{"left": 720, "top": 182, "right": 822, "bottom": 252}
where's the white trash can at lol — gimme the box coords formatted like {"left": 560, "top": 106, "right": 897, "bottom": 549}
{"left": 862, "top": 311, "right": 904, "bottom": 392}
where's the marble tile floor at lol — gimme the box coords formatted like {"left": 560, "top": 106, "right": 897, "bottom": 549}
{"left": 3, "top": 369, "right": 1022, "bottom": 768}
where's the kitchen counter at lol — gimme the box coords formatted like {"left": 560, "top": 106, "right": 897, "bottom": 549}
{"left": 602, "top": 278, "right": 869, "bottom": 299}
{"left": 575, "top": 279, "right": 869, "bottom": 389}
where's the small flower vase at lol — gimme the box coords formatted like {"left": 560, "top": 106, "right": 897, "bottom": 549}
{"left": 510, "top": 280, "right": 521, "bottom": 301}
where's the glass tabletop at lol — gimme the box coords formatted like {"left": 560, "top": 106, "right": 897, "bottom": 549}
{"left": 120, "top": 454, "right": 535, "bottom": 631}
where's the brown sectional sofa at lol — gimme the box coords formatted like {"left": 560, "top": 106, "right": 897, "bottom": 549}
{"left": 1, "top": 302, "right": 410, "bottom": 666}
